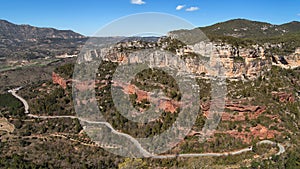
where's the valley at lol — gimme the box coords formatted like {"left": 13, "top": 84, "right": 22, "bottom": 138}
{"left": 0, "top": 19, "right": 299, "bottom": 168}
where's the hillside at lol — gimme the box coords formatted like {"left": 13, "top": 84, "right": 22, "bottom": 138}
{"left": 0, "top": 18, "right": 299, "bottom": 168}
{"left": 0, "top": 20, "right": 84, "bottom": 40}
{"left": 201, "top": 19, "right": 300, "bottom": 39}
{"left": 199, "top": 19, "right": 300, "bottom": 55}
{"left": 0, "top": 20, "right": 87, "bottom": 59}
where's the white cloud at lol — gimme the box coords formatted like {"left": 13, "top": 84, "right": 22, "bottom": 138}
{"left": 297, "top": 13, "right": 300, "bottom": 16}
{"left": 186, "top": 6, "right": 199, "bottom": 12}
{"left": 176, "top": 5, "right": 185, "bottom": 11}
{"left": 131, "top": 0, "right": 146, "bottom": 5}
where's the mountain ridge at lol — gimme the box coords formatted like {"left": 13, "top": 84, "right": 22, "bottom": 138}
{"left": 1, "top": 18, "right": 299, "bottom": 40}
{"left": 1, "top": 18, "right": 300, "bottom": 59}
{"left": 0, "top": 19, "right": 87, "bottom": 59}
{"left": 0, "top": 19, "right": 85, "bottom": 40}
{"left": 200, "top": 18, "right": 300, "bottom": 39}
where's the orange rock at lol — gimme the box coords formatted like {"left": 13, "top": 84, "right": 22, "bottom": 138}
{"left": 158, "top": 99, "right": 179, "bottom": 113}
{"left": 52, "top": 72, "right": 67, "bottom": 89}
{"left": 113, "top": 81, "right": 180, "bottom": 113}
{"left": 272, "top": 92, "right": 295, "bottom": 103}
{"left": 224, "top": 124, "right": 280, "bottom": 144}
{"left": 201, "top": 101, "right": 266, "bottom": 122}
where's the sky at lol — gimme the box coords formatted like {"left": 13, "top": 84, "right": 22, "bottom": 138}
{"left": 1, "top": 0, "right": 300, "bottom": 36}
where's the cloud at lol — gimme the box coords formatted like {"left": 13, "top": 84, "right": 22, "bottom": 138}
{"left": 298, "top": 13, "right": 300, "bottom": 16}
{"left": 131, "top": 0, "right": 146, "bottom": 5}
{"left": 186, "top": 6, "right": 199, "bottom": 12}
{"left": 176, "top": 5, "right": 185, "bottom": 11}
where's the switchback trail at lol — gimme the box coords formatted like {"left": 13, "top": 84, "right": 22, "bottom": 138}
{"left": 9, "top": 87, "right": 285, "bottom": 158}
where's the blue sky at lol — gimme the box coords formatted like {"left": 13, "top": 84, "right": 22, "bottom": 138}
{"left": 1, "top": 0, "right": 300, "bottom": 36}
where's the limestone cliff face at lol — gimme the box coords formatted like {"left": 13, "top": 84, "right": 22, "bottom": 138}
{"left": 80, "top": 39, "right": 299, "bottom": 80}
{"left": 272, "top": 47, "right": 300, "bottom": 69}
{"left": 185, "top": 42, "right": 271, "bottom": 79}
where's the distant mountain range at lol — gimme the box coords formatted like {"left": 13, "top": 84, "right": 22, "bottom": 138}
{"left": 0, "top": 19, "right": 87, "bottom": 59}
{"left": 1, "top": 19, "right": 300, "bottom": 59}
{"left": 0, "top": 20, "right": 84, "bottom": 40}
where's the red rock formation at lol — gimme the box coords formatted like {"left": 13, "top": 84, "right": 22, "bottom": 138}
{"left": 157, "top": 99, "right": 179, "bottom": 113}
{"left": 52, "top": 71, "right": 99, "bottom": 92}
{"left": 135, "top": 90, "right": 149, "bottom": 102}
{"left": 52, "top": 72, "right": 67, "bottom": 89}
{"left": 271, "top": 92, "right": 295, "bottom": 103}
{"left": 226, "top": 104, "right": 259, "bottom": 112}
{"left": 121, "top": 83, "right": 134, "bottom": 94}
{"left": 114, "top": 81, "right": 180, "bottom": 113}
{"left": 202, "top": 101, "right": 266, "bottom": 121}
{"left": 225, "top": 124, "right": 279, "bottom": 144}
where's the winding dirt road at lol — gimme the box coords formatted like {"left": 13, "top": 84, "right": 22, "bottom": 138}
{"left": 9, "top": 87, "right": 285, "bottom": 158}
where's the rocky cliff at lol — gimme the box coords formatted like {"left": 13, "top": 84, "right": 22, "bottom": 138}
{"left": 272, "top": 48, "right": 300, "bottom": 69}
{"left": 80, "top": 38, "right": 279, "bottom": 80}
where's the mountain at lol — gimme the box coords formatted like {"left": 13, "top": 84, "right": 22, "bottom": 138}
{"left": 0, "top": 20, "right": 87, "bottom": 59}
{"left": 2, "top": 19, "right": 300, "bottom": 60}
{"left": 0, "top": 19, "right": 299, "bottom": 169}
{"left": 0, "top": 20, "right": 84, "bottom": 40}
{"left": 198, "top": 19, "right": 300, "bottom": 55}
{"left": 201, "top": 19, "right": 300, "bottom": 39}
{"left": 278, "top": 21, "right": 300, "bottom": 33}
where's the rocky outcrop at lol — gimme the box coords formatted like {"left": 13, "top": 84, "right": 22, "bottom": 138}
{"left": 0, "top": 117, "right": 15, "bottom": 133}
{"left": 113, "top": 81, "right": 180, "bottom": 113}
{"left": 81, "top": 39, "right": 273, "bottom": 80}
{"left": 183, "top": 42, "right": 271, "bottom": 79}
{"left": 202, "top": 101, "right": 266, "bottom": 121}
{"left": 189, "top": 123, "right": 280, "bottom": 144}
{"left": 52, "top": 72, "right": 67, "bottom": 89}
{"left": 272, "top": 48, "right": 300, "bottom": 69}
{"left": 80, "top": 38, "right": 300, "bottom": 80}
{"left": 271, "top": 92, "right": 295, "bottom": 103}
{"left": 226, "top": 103, "right": 260, "bottom": 112}
{"left": 220, "top": 107, "right": 266, "bottom": 121}
{"left": 199, "top": 99, "right": 281, "bottom": 143}
{"left": 225, "top": 124, "right": 280, "bottom": 144}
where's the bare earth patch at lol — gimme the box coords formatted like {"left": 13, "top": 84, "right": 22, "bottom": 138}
{"left": 0, "top": 118, "right": 15, "bottom": 133}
